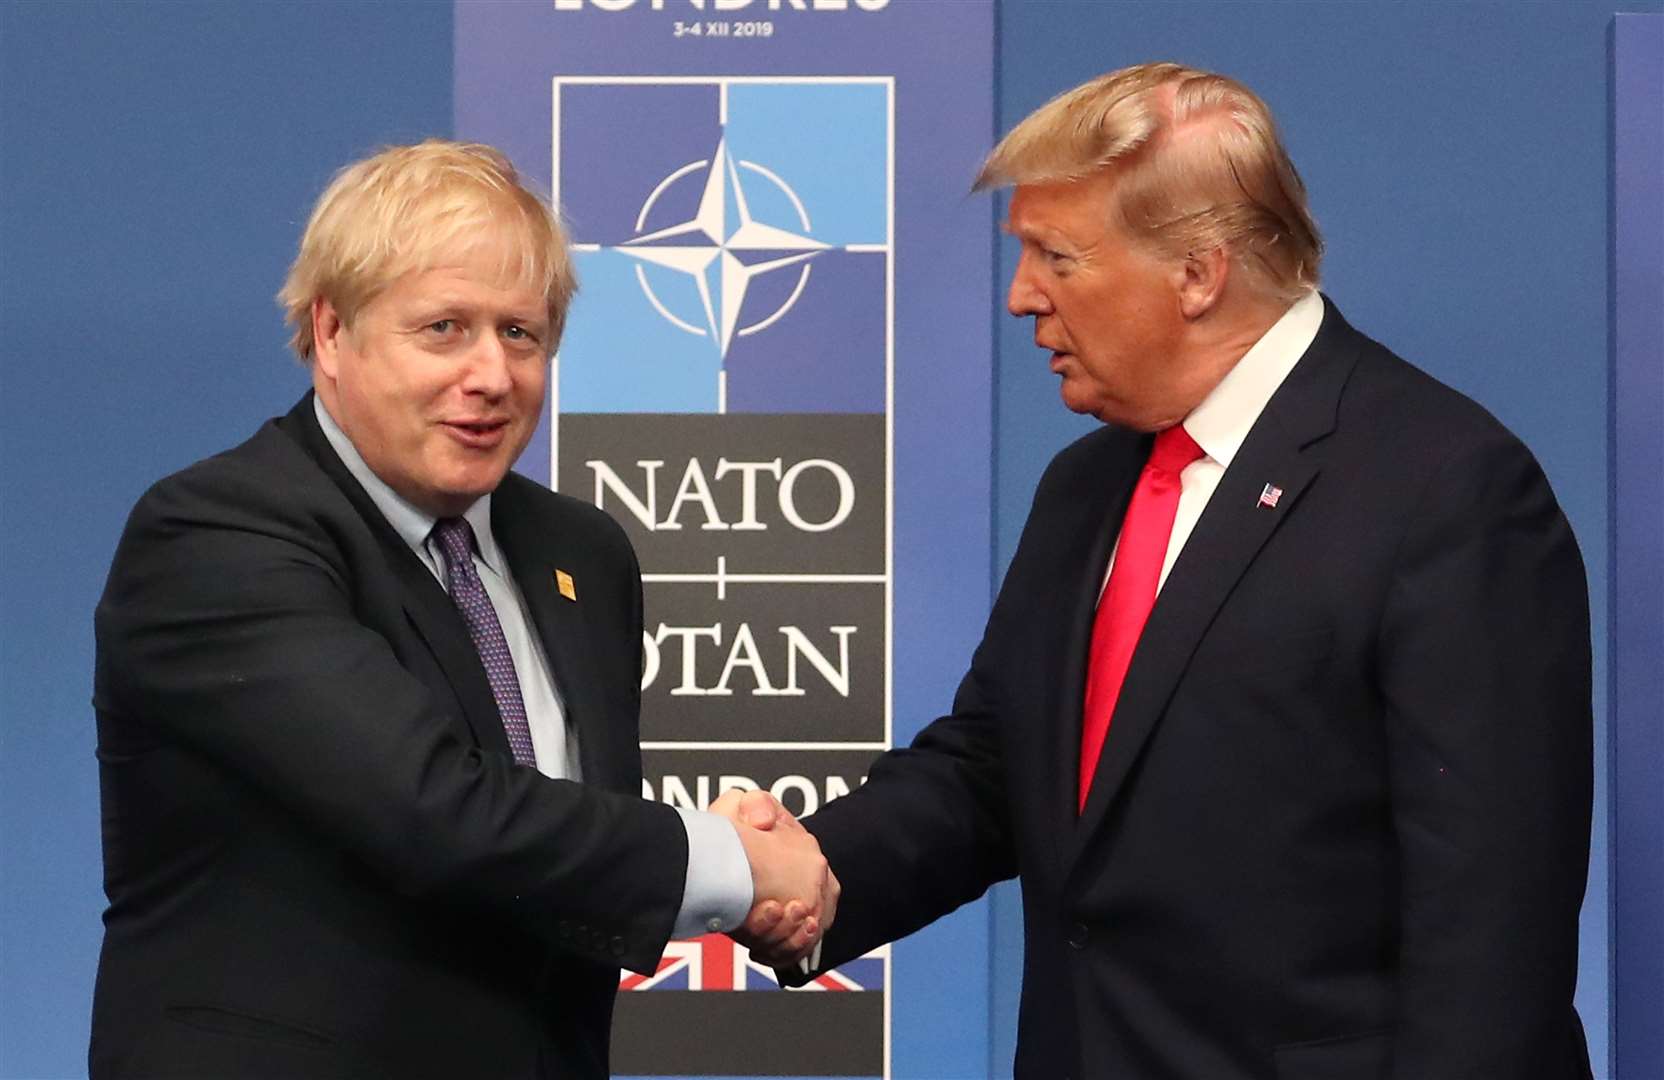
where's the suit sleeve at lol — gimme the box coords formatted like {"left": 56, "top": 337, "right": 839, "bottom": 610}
{"left": 793, "top": 447, "right": 1086, "bottom": 972}
{"left": 800, "top": 635, "right": 1019, "bottom": 970}
{"left": 94, "top": 459, "right": 685, "bottom": 974}
{"left": 1377, "top": 428, "right": 1593, "bottom": 1078}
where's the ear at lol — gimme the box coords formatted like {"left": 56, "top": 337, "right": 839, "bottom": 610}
{"left": 311, "top": 297, "right": 346, "bottom": 382}
{"left": 1176, "top": 246, "right": 1229, "bottom": 320}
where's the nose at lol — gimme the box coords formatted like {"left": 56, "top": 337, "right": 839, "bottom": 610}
{"left": 462, "top": 334, "right": 514, "bottom": 398}
{"left": 1006, "top": 250, "right": 1053, "bottom": 318}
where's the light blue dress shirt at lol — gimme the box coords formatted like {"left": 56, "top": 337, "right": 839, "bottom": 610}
{"left": 314, "top": 397, "right": 750, "bottom": 939}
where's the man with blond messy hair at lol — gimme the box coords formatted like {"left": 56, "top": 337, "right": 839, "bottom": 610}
{"left": 749, "top": 62, "right": 1594, "bottom": 1078}
{"left": 90, "top": 141, "right": 834, "bottom": 1079}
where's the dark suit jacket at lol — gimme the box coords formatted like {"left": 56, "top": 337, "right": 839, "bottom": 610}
{"left": 800, "top": 301, "right": 1594, "bottom": 1080}
{"left": 90, "top": 394, "right": 684, "bottom": 1079}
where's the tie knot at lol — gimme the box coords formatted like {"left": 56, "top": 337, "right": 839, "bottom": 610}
{"left": 432, "top": 517, "right": 475, "bottom": 563}
{"left": 1149, "top": 424, "right": 1204, "bottom": 477}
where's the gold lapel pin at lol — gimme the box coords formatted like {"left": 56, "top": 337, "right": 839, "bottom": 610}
{"left": 555, "top": 570, "right": 577, "bottom": 602}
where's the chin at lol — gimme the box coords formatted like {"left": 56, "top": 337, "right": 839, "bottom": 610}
{"left": 446, "top": 457, "right": 513, "bottom": 492}
{"left": 1087, "top": 404, "right": 1150, "bottom": 431}
{"left": 455, "top": 478, "right": 505, "bottom": 505}
{"left": 1057, "top": 386, "right": 1100, "bottom": 418}
{"left": 429, "top": 473, "right": 506, "bottom": 514}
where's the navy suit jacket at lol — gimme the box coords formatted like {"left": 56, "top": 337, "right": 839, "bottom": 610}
{"left": 91, "top": 395, "right": 682, "bottom": 1078}
{"left": 800, "top": 301, "right": 1594, "bottom": 1080}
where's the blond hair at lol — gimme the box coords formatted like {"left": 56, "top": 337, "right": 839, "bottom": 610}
{"left": 278, "top": 140, "right": 577, "bottom": 362}
{"left": 977, "top": 62, "right": 1322, "bottom": 302}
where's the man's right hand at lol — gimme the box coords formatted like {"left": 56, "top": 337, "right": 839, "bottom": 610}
{"left": 708, "top": 789, "right": 839, "bottom": 966}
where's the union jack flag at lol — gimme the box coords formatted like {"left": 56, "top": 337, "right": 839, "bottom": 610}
{"left": 620, "top": 934, "right": 886, "bottom": 992}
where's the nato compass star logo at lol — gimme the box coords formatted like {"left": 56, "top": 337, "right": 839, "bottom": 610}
{"left": 554, "top": 77, "right": 891, "bottom": 414}
{"left": 615, "top": 136, "right": 828, "bottom": 359}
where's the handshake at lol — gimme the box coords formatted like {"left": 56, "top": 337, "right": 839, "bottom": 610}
{"left": 709, "top": 789, "right": 839, "bottom": 969}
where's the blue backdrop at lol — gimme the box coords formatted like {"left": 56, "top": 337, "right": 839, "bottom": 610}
{"left": 1611, "top": 14, "right": 1664, "bottom": 1080}
{"left": 1, "top": 3, "right": 1655, "bottom": 1077}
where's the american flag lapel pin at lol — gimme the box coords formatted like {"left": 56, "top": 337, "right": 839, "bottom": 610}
{"left": 555, "top": 570, "right": 577, "bottom": 602}
{"left": 1256, "top": 483, "right": 1283, "bottom": 510}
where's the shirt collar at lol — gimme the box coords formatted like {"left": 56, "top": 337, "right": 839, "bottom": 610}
{"left": 312, "top": 395, "right": 503, "bottom": 573}
{"left": 1181, "top": 290, "right": 1324, "bottom": 469}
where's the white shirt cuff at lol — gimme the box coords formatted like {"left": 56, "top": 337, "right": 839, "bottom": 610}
{"left": 671, "top": 808, "right": 754, "bottom": 939}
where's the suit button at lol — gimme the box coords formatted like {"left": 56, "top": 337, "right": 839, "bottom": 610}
{"left": 609, "top": 936, "right": 626, "bottom": 958}
{"left": 1067, "top": 923, "right": 1089, "bottom": 949}
{"left": 557, "top": 920, "right": 572, "bottom": 941}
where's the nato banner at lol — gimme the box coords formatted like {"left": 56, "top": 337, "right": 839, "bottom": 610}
{"left": 458, "top": 2, "right": 994, "bottom": 1076}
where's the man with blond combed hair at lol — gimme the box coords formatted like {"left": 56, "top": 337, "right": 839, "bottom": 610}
{"left": 748, "top": 62, "right": 1594, "bottom": 1078}
{"left": 90, "top": 140, "right": 834, "bottom": 1079}
{"left": 976, "top": 62, "right": 1322, "bottom": 306}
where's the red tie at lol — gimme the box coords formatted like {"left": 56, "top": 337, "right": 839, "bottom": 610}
{"left": 1078, "top": 424, "right": 1205, "bottom": 812}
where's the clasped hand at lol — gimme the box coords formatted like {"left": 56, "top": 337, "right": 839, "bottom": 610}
{"left": 709, "top": 789, "right": 839, "bottom": 968}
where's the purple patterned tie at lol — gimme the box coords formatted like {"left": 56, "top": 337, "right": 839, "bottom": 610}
{"left": 431, "top": 518, "right": 537, "bottom": 767}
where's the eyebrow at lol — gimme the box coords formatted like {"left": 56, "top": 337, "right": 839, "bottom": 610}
{"left": 1005, "top": 223, "right": 1074, "bottom": 252}
{"left": 1002, "top": 213, "right": 1062, "bottom": 240}
{"left": 406, "top": 296, "right": 546, "bottom": 322}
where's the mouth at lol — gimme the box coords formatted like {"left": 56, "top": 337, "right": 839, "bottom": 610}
{"left": 441, "top": 418, "right": 511, "bottom": 450}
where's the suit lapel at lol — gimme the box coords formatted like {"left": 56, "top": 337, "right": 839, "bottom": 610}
{"left": 279, "top": 394, "right": 511, "bottom": 758}
{"left": 491, "top": 487, "right": 617, "bottom": 791}
{"left": 1068, "top": 301, "right": 1362, "bottom": 866}
{"left": 398, "top": 574, "right": 514, "bottom": 759}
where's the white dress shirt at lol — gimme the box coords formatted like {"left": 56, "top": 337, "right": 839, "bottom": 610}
{"left": 314, "top": 397, "right": 750, "bottom": 938}
{"left": 1103, "top": 290, "right": 1325, "bottom": 596}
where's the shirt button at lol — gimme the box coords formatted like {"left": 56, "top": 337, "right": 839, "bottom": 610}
{"left": 1067, "top": 923, "right": 1090, "bottom": 949}
{"left": 706, "top": 916, "right": 725, "bottom": 934}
